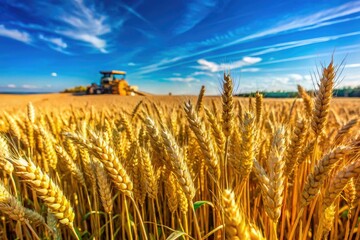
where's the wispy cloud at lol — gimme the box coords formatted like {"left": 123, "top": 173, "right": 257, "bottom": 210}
{"left": 146, "top": 1, "right": 360, "bottom": 71}
{"left": 241, "top": 68, "right": 260, "bottom": 72}
{"left": 7, "top": 0, "right": 111, "bottom": 53}
{"left": 165, "top": 70, "right": 215, "bottom": 83}
{"left": 7, "top": 84, "right": 16, "bottom": 88}
{"left": 192, "top": 71, "right": 215, "bottom": 76}
{"left": 135, "top": 25, "right": 360, "bottom": 78}
{"left": 118, "top": 3, "right": 154, "bottom": 27}
{"left": 196, "top": 57, "right": 262, "bottom": 72}
{"left": 38, "top": 34, "right": 71, "bottom": 54}
{"left": 345, "top": 63, "right": 360, "bottom": 68}
{"left": 39, "top": 34, "right": 67, "bottom": 49}
{"left": 165, "top": 77, "right": 199, "bottom": 82}
{"left": 250, "top": 31, "right": 360, "bottom": 57}
{"left": 128, "top": 62, "right": 136, "bottom": 66}
{"left": 56, "top": 0, "right": 110, "bottom": 53}
{"left": 136, "top": 57, "right": 183, "bottom": 75}
{"left": 174, "top": 0, "right": 218, "bottom": 35}
{"left": 134, "top": 32, "right": 359, "bottom": 76}
{"left": 208, "top": 1, "right": 360, "bottom": 51}
{"left": 22, "top": 84, "right": 39, "bottom": 89}
{"left": 0, "top": 25, "right": 31, "bottom": 43}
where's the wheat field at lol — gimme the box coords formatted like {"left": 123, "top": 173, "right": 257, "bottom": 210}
{"left": 0, "top": 61, "right": 359, "bottom": 240}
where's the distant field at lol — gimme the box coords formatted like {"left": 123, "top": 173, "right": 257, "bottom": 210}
{"left": 0, "top": 93, "right": 359, "bottom": 111}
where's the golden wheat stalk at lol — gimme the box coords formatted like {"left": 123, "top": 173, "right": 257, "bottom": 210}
{"left": 297, "top": 85, "right": 313, "bottom": 117}
{"left": 184, "top": 101, "right": 220, "bottom": 180}
{"left": 323, "top": 149, "right": 360, "bottom": 208}
{"left": 54, "top": 145, "right": 86, "bottom": 186}
{"left": 9, "top": 157, "right": 75, "bottom": 226}
{"left": 161, "top": 128, "right": 195, "bottom": 201}
{"left": 0, "top": 182, "right": 26, "bottom": 222}
{"left": 66, "top": 131, "right": 133, "bottom": 196}
{"left": 94, "top": 161, "right": 113, "bottom": 214}
{"left": 195, "top": 85, "right": 205, "bottom": 113}
{"left": 239, "top": 112, "right": 256, "bottom": 180}
{"left": 222, "top": 189, "right": 251, "bottom": 239}
{"left": 311, "top": 61, "right": 335, "bottom": 136}
{"left": 222, "top": 73, "right": 234, "bottom": 138}
{"left": 301, "top": 145, "right": 353, "bottom": 206}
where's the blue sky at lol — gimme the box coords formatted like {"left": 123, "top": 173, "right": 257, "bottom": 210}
{"left": 0, "top": 0, "right": 360, "bottom": 94}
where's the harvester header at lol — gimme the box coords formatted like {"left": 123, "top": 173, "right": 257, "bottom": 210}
{"left": 100, "top": 70, "right": 126, "bottom": 75}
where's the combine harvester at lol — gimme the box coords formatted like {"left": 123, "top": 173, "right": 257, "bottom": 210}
{"left": 87, "top": 70, "right": 146, "bottom": 96}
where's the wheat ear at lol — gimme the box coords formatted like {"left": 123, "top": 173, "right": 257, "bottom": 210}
{"left": 9, "top": 157, "right": 75, "bottom": 226}
{"left": 0, "top": 135, "right": 14, "bottom": 174}
{"left": 334, "top": 118, "right": 358, "bottom": 145}
{"left": 94, "top": 161, "right": 113, "bottom": 214}
{"left": 297, "top": 85, "right": 313, "bottom": 118}
{"left": 222, "top": 73, "right": 234, "bottom": 138}
{"left": 284, "top": 118, "right": 307, "bottom": 175}
{"left": 311, "top": 61, "right": 335, "bottom": 136}
{"left": 204, "top": 107, "right": 225, "bottom": 153}
{"left": 323, "top": 149, "right": 360, "bottom": 208}
{"left": 301, "top": 145, "right": 352, "bottom": 206}
{"left": 161, "top": 129, "right": 195, "bottom": 201}
{"left": 239, "top": 112, "right": 256, "bottom": 180}
{"left": 184, "top": 101, "right": 220, "bottom": 180}
{"left": 195, "top": 85, "right": 205, "bottom": 113}
{"left": 66, "top": 132, "right": 133, "bottom": 195}
{"left": 0, "top": 182, "right": 26, "bottom": 222}
{"left": 222, "top": 189, "right": 251, "bottom": 239}
{"left": 55, "top": 145, "right": 85, "bottom": 186}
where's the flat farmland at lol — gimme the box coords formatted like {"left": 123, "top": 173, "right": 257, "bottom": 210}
{"left": 0, "top": 82, "right": 359, "bottom": 239}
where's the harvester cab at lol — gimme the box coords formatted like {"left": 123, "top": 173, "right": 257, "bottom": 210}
{"left": 87, "top": 70, "right": 143, "bottom": 96}
{"left": 100, "top": 70, "right": 126, "bottom": 94}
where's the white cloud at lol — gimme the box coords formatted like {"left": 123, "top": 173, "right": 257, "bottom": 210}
{"left": 242, "top": 57, "right": 261, "bottom": 64}
{"left": 288, "top": 74, "right": 303, "bottom": 81}
{"left": 128, "top": 62, "right": 136, "bottom": 66}
{"left": 239, "top": 73, "right": 314, "bottom": 92}
{"left": 197, "top": 56, "right": 262, "bottom": 72}
{"left": 7, "top": 84, "right": 16, "bottom": 88}
{"left": 337, "top": 75, "right": 360, "bottom": 88}
{"left": 345, "top": 63, "right": 360, "bottom": 68}
{"left": 64, "top": 33, "right": 107, "bottom": 53}
{"left": 22, "top": 84, "right": 38, "bottom": 89}
{"left": 166, "top": 77, "right": 199, "bottom": 83}
{"left": 197, "top": 59, "right": 220, "bottom": 72}
{"left": 304, "top": 75, "right": 312, "bottom": 81}
{"left": 135, "top": 57, "right": 183, "bottom": 75}
{"left": 39, "top": 34, "right": 67, "bottom": 49}
{"left": 0, "top": 25, "right": 31, "bottom": 43}
{"left": 241, "top": 68, "right": 260, "bottom": 72}
{"left": 192, "top": 71, "right": 215, "bottom": 76}
{"left": 56, "top": 0, "right": 110, "bottom": 53}
{"left": 51, "top": 72, "right": 57, "bottom": 77}
{"left": 173, "top": 73, "right": 181, "bottom": 76}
